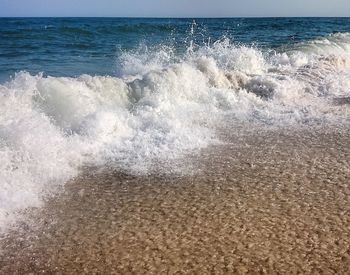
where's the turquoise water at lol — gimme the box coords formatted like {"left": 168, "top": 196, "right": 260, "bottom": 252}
{"left": 1, "top": 17, "right": 350, "bottom": 231}
{"left": 1, "top": 17, "right": 350, "bottom": 81}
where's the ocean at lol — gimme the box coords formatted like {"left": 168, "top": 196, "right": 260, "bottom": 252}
{"left": 1, "top": 17, "right": 350, "bottom": 232}
{"left": 2, "top": 17, "right": 350, "bottom": 81}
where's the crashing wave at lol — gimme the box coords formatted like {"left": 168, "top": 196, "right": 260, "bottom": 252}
{"left": 1, "top": 33, "right": 350, "bottom": 231}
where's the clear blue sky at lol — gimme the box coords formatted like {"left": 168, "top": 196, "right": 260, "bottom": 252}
{"left": 1, "top": 0, "right": 350, "bottom": 17}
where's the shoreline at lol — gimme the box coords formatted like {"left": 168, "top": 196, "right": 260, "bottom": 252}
{"left": 1, "top": 125, "right": 350, "bottom": 273}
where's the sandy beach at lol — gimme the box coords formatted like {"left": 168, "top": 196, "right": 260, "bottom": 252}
{"left": 1, "top": 124, "right": 350, "bottom": 274}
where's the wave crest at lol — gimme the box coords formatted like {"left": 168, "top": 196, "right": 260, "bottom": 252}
{"left": 1, "top": 33, "right": 350, "bottom": 231}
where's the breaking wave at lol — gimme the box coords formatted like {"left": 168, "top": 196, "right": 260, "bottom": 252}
{"left": 1, "top": 32, "right": 350, "bottom": 231}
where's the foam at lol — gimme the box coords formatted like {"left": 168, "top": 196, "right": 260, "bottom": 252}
{"left": 1, "top": 33, "right": 350, "bottom": 232}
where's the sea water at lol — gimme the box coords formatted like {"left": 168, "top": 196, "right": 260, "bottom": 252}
{"left": 1, "top": 17, "right": 350, "bottom": 231}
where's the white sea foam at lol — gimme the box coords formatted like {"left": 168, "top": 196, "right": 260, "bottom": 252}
{"left": 1, "top": 33, "right": 350, "bottom": 232}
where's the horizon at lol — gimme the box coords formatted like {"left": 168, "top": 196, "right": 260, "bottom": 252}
{"left": 1, "top": 16, "right": 350, "bottom": 19}
{"left": 1, "top": 0, "right": 350, "bottom": 18}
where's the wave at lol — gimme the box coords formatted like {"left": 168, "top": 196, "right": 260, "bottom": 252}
{"left": 1, "top": 33, "right": 350, "bottom": 232}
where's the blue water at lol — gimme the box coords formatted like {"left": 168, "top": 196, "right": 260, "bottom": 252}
{"left": 1, "top": 17, "right": 350, "bottom": 82}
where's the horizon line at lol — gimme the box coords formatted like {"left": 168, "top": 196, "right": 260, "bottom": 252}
{"left": 1, "top": 16, "right": 350, "bottom": 19}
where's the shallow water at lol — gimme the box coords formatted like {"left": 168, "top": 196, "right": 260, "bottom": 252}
{"left": 1, "top": 17, "right": 350, "bottom": 231}
{"left": 1, "top": 125, "right": 350, "bottom": 273}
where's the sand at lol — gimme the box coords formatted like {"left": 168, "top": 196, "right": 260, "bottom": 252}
{"left": 1, "top": 124, "right": 350, "bottom": 274}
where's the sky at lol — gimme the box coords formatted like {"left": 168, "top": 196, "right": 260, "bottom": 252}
{"left": 1, "top": 0, "right": 350, "bottom": 17}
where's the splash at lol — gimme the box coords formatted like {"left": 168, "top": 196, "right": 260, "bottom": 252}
{"left": 1, "top": 33, "right": 350, "bottom": 232}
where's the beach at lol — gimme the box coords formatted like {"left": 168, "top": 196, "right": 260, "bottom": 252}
{"left": 1, "top": 124, "right": 350, "bottom": 274}
{"left": 1, "top": 17, "right": 350, "bottom": 274}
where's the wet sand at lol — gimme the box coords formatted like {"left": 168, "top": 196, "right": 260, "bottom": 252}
{"left": 1, "top": 125, "right": 350, "bottom": 274}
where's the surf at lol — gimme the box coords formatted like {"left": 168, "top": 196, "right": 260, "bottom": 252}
{"left": 1, "top": 32, "right": 350, "bottom": 232}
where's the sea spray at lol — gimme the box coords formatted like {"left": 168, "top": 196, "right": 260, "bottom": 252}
{"left": 1, "top": 32, "right": 350, "bottom": 232}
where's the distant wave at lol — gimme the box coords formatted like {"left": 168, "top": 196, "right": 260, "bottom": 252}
{"left": 1, "top": 32, "right": 350, "bottom": 232}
